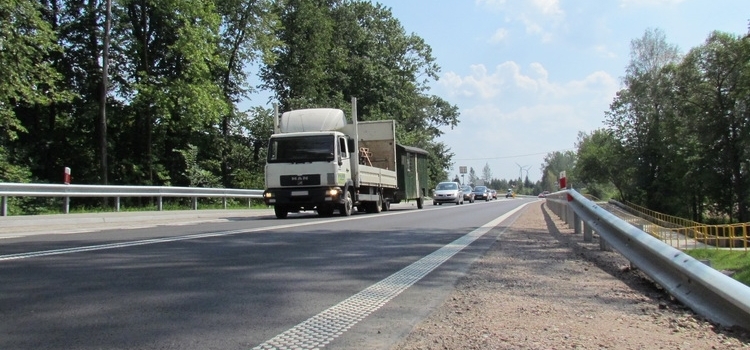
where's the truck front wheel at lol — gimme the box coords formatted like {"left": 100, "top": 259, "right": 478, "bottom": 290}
{"left": 340, "top": 190, "right": 353, "bottom": 216}
{"left": 274, "top": 206, "right": 289, "bottom": 219}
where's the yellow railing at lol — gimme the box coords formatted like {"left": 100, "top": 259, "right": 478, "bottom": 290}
{"left": 619, "top": 201, "right": 749, "bottom": 251}
{"left": 623, "top": 200, "right": 702, "bottom": 228}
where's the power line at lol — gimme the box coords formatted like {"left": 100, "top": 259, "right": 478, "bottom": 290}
{"left": 453, "top": 148, "right": 575, "bottom": 161}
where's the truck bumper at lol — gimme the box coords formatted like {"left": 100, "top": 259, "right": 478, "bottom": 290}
{"left": 263, "top": 187, "right": 343, "bottom": 209}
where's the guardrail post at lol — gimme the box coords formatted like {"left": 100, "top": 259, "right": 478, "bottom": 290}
{"left": 223, "top": 197, "right": 227, "bottom": 209}
{"left": 599, "top": 236, "right": 610, "bottom": 251}
{"left": 583, "top": 221, "right": 593, "bottom": 242}
{"left": 192, "top": 197, "right": 198, "bottom": 210}
{"left": 549, "top": 199, "right": 557, "bottom": 216}
{"left": 115, "top": 197, "right": 121, "bottom": 212}
{"left": 566, "top": 203, "right": 575, "bottom": 229}
{"left": 63, "top": 196, "right": 70, "bottom": 214}
{"left": 574, "top": 211, "right": 582, "bottom": 234}
{"left": 1, "top": 196, "right": 7, "bottom": 216}
{"left": 158, "top": 197, "right": 163, "bottom": 211}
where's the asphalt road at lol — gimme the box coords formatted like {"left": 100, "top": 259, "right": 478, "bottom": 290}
{"left": 0, "top": 198, "right": 536, "bottom": 350}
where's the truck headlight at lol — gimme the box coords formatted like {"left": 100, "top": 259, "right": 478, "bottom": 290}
{"left": 264, "top": 192, "right": 273, "bottom": 199}
{"left": 327, "top": 188, "right": 341, "bottom": 197}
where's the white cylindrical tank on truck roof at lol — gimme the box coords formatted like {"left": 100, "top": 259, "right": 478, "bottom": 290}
{"left": 279, "top": 108, "right": 347, "bottom": 133}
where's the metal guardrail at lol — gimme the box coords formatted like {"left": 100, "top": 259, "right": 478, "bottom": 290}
{"left": 545, "top": 189, "right": 750, "bottom": 330}
{"left": 0, "top": 182, "right": 263, "bottom": 216}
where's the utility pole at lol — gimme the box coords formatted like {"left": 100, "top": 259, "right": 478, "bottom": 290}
{"left": 99, "top": 0, "right": 111, "bottom": 186}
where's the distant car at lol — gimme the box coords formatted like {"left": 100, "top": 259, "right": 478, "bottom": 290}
{"left": 433, "top": 181, "right": 464, "bottom": 205}
{"left": 461, "top": 185, "right": 475, "bottom": 203}
{"left": 473, "top": 185, "right": 491, "bottom": 201}
{"left": 505, "top": 189, "right": 514, "bottom": 198}
{"left": 538, "top": 190, "right": 550, "bottom": 198}
{"left": 490, "top": 189, "right": 497, "bottom": 200}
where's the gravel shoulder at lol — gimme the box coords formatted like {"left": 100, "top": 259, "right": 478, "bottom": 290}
{"left": 392, "top": 201, "right": 750, "bottom": 350}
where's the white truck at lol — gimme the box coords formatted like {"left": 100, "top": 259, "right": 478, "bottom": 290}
{"left": 263, "top": 99, "right": 428, "bottom": 218}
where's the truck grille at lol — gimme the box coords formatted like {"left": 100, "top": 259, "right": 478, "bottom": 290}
{"left": 280, "top": 174, "right": 321, "bottom": 186}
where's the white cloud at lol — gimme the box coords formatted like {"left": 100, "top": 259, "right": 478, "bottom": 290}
{"left": 474, "top": 0, "right": 507, "bottom": 8}
{"left": 529, "top": 62, "right": 548, "bottom": 80}
{"left": 488, "top": 28, "right": 509, "bottom": 44}
{"left": 532, "top": 0, "right": 564, "bottom": 17}
{"left": 439, "top": 62, "right": 617, "bottom": 104}
{"left": 476, "top": 0, "right": 564, "bottom": 43}
{"left": 594, "top": 45, "right": 618, "bottom": 59}
{"left": 620, "top": 0, "right": 685, "bottom": 7}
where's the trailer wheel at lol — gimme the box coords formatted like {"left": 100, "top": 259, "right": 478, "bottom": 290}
{"left": 274, "top": 206, "right": 289, "bottom": 219}
{"left": 416, "top": 197, "right": 424, "bottom": 209}
{"left": 340, "top": 190, "right": 353, "bottom": 216}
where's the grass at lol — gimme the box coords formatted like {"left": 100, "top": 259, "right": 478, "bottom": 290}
{"left": 684, "top": 248, "right": 750, "bottom": 287}
{"left": 9, "top": 198, "right": 269, "bottom": 216}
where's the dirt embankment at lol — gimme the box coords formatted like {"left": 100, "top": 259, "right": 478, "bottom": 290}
{"left": 392, "top": 201, "right": 750, "bottom": 350}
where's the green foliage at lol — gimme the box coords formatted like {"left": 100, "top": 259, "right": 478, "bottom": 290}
{"left": 3, "top": 0, "right": 460, "bottom": 215}
{"left": 0, "top": 0, "right": 72, "bottom": 141}
{"left": 684, "top": 249, "right": 750, "bottom": 287}
{"left": 576, "top": 28, "right": 750, "bottom": 224}
{"left": 176, "top": 144, "right": 223, "bottom": 188}
{"left": 540, "top": 150, "right": 576, "bottom": 189}
{"left": 261, "top": 0, "right": 458, "bottom": 189}
{"left": 0, "top": 147, "right": 30, "bottom": 183}
{"left": 575, "top": 129, "right": 634, "bottom": 200}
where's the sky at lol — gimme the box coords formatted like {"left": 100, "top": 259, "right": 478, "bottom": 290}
{"left": 246, "top": 1, "right": 750, "bottom": 183}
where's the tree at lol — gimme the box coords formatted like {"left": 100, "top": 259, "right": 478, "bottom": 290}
{"left": 605, "top": 28, "right": 681, "bottom": 210}
{"left": 540, "top": 150, "right": 576, "bottom": 190}
{"left": 214, "top": 0, "right": 279, "bottom": 187}
{"left": 468, "top": 167, "right": 478, "bottom": 185}
{"left": 574, "top": 129, "right": 632, "bottom": 200}
{"left": 260, "top": 0, "right": 338, "bottom": 111}
{"left": 1, "top": 0, "right": 72, "bottom": 183}
{"left": 675, "top": 32, "right": 750, "bottom": 222}
{"left": 261, "top": 0, "right": 460, "bottom": 187}
{"left": 0, "top": 0, "right": 69, "bottom": 141}
{"left": 481, "top": 162, "right": 492, "bottom": 185}
{"left": 120, "top": 0, "right": 231, "bottom": 186}
{"left": 424, "top": 142, "right": 453, "bottom": 189}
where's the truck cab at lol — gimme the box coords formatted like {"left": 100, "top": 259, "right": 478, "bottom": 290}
{"left": 263, "top": 108, "right": 356, "bottom": 218}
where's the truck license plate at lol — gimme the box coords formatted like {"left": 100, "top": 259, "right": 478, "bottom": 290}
{"left": 291, "top": 191, "right": 308, "bottom": 196}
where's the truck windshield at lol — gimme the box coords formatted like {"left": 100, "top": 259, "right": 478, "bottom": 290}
{"left": 267, "top": 135, "right": 335, "bottom": 163}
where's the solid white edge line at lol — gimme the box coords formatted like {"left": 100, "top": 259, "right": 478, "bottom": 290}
{"left": 250, "top": 201, "right": 535, "bottom": 350}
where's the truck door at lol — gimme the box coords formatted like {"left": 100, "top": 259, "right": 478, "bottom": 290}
{"left": 337, "top": 136, "right": 351, "bottom": 186}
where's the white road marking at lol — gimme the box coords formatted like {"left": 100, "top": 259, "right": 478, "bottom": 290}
{"left": 0, "top": 203, "right": 494, "bottom": 261}
{"left": 251, "top": 202, "right": 532, "bottom": 350}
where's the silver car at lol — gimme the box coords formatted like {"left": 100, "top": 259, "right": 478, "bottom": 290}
{"left": 432, "top": 181, "right": 464, "bottom": 205}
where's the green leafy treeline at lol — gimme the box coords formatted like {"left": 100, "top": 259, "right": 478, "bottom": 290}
{"left": 573, "top": 28, "right": 750, "bottom": 224}
{"left": 1, "top": 0, "right": 459, "bottom": 205}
